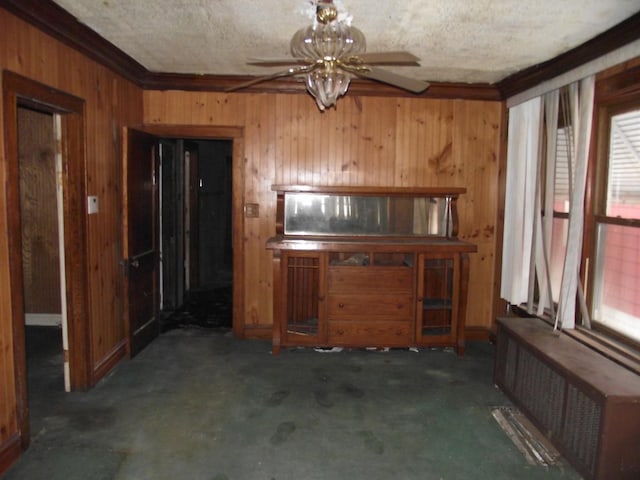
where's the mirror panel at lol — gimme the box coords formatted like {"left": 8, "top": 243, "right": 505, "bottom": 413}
{"left": 284, "top": 193, "right": 452, "bottom": 237}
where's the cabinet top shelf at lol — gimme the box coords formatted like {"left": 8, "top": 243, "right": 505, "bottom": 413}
{"left": 266, "top": 235, "right": 477, "bottom": 253}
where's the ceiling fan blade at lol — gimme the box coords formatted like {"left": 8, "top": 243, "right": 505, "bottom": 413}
{"left": 225, "top": 65, "right": 315, "bottom": 92}
{"left": 247, "top": 57, "right": 310, "bottom": 67}
{"left": 352, "top": 51, "right": 421, "bottom": 66}
{"left": 355, "top": 67, "right": 430, "bottom": 93}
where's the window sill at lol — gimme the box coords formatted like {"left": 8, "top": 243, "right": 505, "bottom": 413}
{"left": 566, "top": 327, "right": 640, "bottom": 376}
{"left": 509, "top": 305, "right": 640, "bottom": 375}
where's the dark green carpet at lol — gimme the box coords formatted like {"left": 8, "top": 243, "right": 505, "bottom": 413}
{"left": 4, "top": 328, "right": 582, "bottom": 480}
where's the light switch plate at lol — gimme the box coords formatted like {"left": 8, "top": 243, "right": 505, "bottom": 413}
{"left": 87, "top": 196, "right": 99, "bottom": 214}
{"left": 245, "top": 203, "right": 259, "bottom": 218}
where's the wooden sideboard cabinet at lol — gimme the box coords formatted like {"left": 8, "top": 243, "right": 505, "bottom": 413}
{"left": 266, "top": 185, "right": 477, "bottom": 355}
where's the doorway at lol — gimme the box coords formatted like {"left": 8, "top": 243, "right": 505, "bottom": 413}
{"left": 129, "top": 125, "right": 245, "bottom": 339}
{"left": 3, "top": 71, "right": 90, "bottom": 452}
{"left": 160, "top": 139, "right": 234, "bottom": 330}
{"left": 17, "top": 106, "right": 68, "bottom": 439}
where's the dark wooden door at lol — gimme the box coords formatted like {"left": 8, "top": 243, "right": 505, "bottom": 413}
{"left": 160, "top": 139, "right": 179, "bottom": 310}
{"left": 122, "top": 128, "right": 159, "bottom": 356}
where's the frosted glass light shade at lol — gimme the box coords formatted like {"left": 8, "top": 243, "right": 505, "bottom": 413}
{"left": 290, "top": 20, "right": 366, "bottom": 111}
{"left": 305, "top": 67, "right": 351, "bottom": 110}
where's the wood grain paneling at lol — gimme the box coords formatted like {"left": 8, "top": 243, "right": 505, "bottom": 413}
{"left": 0, "top": 8, "right": 142, "bottom": 468}
{"left": 144, "top": 90, "right": 505, "bottom": 336}
{"left": 0, "top": 1, "right": 636, "bottom": 476}
{"left": 1, "top": 9, "right": 141, "bottom": 371}
{"left": 18, "top": 108, "right": 60, "bottom": 314}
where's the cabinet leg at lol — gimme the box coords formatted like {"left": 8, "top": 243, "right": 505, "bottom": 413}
{"left": 272, "top": 345, "right": 281, "bottom": 356}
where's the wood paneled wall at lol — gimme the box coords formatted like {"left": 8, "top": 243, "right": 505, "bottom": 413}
{"left": 144, "top": 91, "right": 505, "bottom": 335}
{"left": 18, "top": 108, "right": 60, "bottom": 314}
{"left": 0, "top": 4, "right": 504, "bottom": 472}
{"left": 0, "top": 9, "right": 142, "bottom": 464}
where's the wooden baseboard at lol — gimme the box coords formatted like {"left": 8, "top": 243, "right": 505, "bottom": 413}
{"left": 242, "top": 325, "right": 272, "bottom": 340}
{"left": 92, "top": 340, "right": 127, "bottom": 385}
{"left": 246, "top": 325, "right": 493, "bottom": 343}
{"left": 0, "top": 433, "right": 21, "bottom": 477}
{"left": 465, "top": 326, "right": 492, "bottom": 342}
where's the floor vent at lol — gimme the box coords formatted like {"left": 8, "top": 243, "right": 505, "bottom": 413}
{"left": 492, "top": 406, "right": 562, "bottom": 466}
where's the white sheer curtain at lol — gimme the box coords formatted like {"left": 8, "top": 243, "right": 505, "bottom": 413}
{"left": 556, "top": 76, "right": 595, "bottom": 329}
{"left": 501, "top": 76, "right": 595, "bottom": 330}
{"left": 534, "top": 90, "right": 559, "bottom": 317}
{"left": 500, "top": 97, "right": 542, "bottom": 305}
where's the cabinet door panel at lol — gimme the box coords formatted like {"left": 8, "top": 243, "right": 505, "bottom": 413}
{"left": 416, "top": 255, "right": 459, "bottom": 343}
{"left": 282, "top": 253, "right": 325, "bottom": 344}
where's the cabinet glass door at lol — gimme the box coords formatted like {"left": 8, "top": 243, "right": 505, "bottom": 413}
{"left": 284, "top": 254, "right": 323, "bottom": 340}
{"left": 417, "top": 256, "right": 458, "bottom": 342}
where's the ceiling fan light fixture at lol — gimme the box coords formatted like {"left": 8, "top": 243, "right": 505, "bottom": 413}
{"left": 305, "top": 65, "right": 351, "bottom": 111}
{"left": 290, "top": 21, "right": 365, "bottom": 60}
{"left": 290, "top": 2, "right": 365, "bottom": 111}
{"left": 234, "top": 1, "right": 429, "bottom": 110}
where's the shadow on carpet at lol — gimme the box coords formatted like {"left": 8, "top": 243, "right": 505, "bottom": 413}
{"left": 162, "top": 286, "right": 232, "bottom": 331}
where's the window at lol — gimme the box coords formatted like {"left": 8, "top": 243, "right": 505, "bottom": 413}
{"left": 501, "top": 82, "right": 594, "bottom": 324}
{"left": 501, "top": 62, "right": 640, "bottom": 364}
{"left": 502, "top": 63, "right": 640, "bottom": 344}
{"left": 548, "top": 112, "right": 571, "bottom": 304}
{"left": 589, "top": 104, "right": 640, "bottom": 344}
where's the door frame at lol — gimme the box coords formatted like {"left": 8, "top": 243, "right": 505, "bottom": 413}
{"left": 2, "top": 71, "right": 91, "bottom": 449}
{"left": 141, "top": 125, "right": 245, "bottom": 338}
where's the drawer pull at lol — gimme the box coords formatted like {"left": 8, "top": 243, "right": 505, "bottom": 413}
{"left": 338, "top": 303, "right": 345, "bottom": 308}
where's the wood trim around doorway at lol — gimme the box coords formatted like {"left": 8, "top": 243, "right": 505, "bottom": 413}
{"left": 2, "top": 70, "right": 91, "bottom": 449}
{"left": 140, "top": 124, "right": 246, "bottom": 339}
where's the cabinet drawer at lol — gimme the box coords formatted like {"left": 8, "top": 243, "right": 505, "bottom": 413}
{"left": 328, "top": 320, "right": 412, "bottom": 345}
{"left": 328, "top": 266, "right": 412, "bottom": 293}
{"left": 327, "top": 294, "right": 413, "bottom": 321}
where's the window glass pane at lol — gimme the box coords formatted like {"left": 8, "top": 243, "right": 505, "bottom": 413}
{"left": 554, "top": 128, "right": 571, "bottom": 213}
{"left": 592, "top": 223, "right": 640, "bottom": 342}
{"left": 606, "top": 109, "right": 640, "bottom": 220}
{"left": 549, "top": 217, "right": 568, "bottom": 302}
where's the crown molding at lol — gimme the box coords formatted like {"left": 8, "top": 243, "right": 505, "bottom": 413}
{"left": 141, "top": 72, "right": 502, "bottom": 101}
{"left": 0, "top": 0, "right": 147, "bottom": 84}
{"left": 0, "top": 0, "right": 501, "bottom": 100}
{"left": 498, "top": 11, "right": 640, "bottom": 99}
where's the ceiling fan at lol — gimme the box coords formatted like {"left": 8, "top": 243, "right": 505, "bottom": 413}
{"left": 227, "top": 0, "right": 430, "bottom": 111}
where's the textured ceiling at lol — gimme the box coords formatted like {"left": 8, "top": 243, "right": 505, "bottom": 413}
{"left": 51, "top": 0, "right": 640, "bottom": 84}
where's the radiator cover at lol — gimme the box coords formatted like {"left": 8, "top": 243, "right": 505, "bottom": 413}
{"left": 495, "top": 317, "right": 640, "bottom": 480}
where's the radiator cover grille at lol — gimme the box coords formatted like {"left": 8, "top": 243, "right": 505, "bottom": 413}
{"left": 562, "top": 384, "right": 601, "bottom": 475}
{"left": 515, "top": 347, "right": 566, "bottom": 439}
{"left": 495, "top": 317, "right": 640, "bottom": 480}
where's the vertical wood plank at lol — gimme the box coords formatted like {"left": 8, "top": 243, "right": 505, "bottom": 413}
{"left": 0, "top": 13, "right": 143, "bottom": 461}
{"left": 18, "top": 109, "right": 60, "bottom": 314}
{"left": 0, "top": 7, "right": 509, "bottom": 466}
{"left": 147, "top": 90, "right": 504, "bottom": 338}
